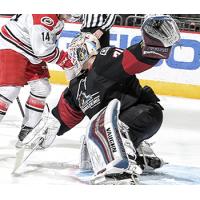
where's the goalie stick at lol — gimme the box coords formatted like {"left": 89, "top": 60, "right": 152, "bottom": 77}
{"left": 12, "top": 104, "right": 50, "bottom": 174}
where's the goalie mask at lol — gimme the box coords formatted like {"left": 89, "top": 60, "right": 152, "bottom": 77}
{"left": 67, "top": 32, "right": 101, "bottom": 76}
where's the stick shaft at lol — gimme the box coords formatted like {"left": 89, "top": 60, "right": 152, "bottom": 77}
{"left": 16, "top": 96, "right": 25, "bottom": 118}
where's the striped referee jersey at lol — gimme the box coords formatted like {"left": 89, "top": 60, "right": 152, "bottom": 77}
{"left": 81, "top": 14, "right": 116, "bottom": 32}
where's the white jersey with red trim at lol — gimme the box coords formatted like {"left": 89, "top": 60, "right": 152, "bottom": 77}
{"left": 0, "top": 14, "right": 64, "bottom": 64}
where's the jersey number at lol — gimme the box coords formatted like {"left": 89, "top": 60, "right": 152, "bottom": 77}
{"left": 42, "top": 32, "right": 50, "bottom": 41}
{"left": 113, "top": 48, "right": 123, "bottom": 58}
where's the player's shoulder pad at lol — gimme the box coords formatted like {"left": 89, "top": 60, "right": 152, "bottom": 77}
{"left": 32, "top": 14, "right": 59, "bottom": 31}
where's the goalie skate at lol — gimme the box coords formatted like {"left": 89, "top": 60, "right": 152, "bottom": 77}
{"left": 88, "top": 171, "right": 140, "bottom": 185}
{"left": 136, "top": 141, "right": 166, "bottom": 172}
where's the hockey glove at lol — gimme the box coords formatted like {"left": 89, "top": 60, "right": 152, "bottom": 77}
{"left": 141, "top": 15, "right": 180, "bottom": 59}
{"left": 56, "top": 50, "right": 74, "bottom": 69}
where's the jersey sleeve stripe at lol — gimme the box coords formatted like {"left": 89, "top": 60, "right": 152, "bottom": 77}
{"left": 4, "top": 25, "right": 33, "bottom": 50}
{"left": 0, "top": 32, "right": 38, "bottom": 58}
{"left": 0, "top": 25, "right": 38, "bottom": 58}
{"left": 58, "top": 93, "right": 84, "bottom": 129}
{"left": 122, "top": 49, "right": 157, "bottom": 75}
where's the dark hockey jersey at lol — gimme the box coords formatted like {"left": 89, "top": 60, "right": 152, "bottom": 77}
{"left": 59, "top": 42, "right": 160, "bottom": 122}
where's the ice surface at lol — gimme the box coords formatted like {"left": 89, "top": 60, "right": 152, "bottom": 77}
{"left": 0, "top": 84, "right": 200, "bottom": 199}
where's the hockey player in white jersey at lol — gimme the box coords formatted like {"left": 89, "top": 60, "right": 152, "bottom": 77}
{"left": 0, "top": 14, "right": 80, "bottom": 147}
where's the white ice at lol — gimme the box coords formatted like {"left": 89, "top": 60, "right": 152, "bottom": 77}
{"left": 0, "top": 84, "right": 200, "bottom": 198}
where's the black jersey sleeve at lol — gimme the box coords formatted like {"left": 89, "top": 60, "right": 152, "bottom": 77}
{"left": 94, "top": 42, "right": 160, "bottom": 82}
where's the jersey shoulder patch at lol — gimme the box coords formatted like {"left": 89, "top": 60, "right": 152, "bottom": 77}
{"left": 32, "top": 14, "right": 59, "bottom": 31}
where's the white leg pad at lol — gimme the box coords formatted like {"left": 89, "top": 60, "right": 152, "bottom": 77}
{"left": 85, "top": 99, "right": 129, "bottom": 176}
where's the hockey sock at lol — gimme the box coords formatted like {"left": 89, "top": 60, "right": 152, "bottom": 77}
{"left": 0, "top": 86, "right": 21, "bottom": 121}
{"left": 0, "top": 94, "right": 12, "bottom": 121}
{"left": 22, "top": 92, "right": 46, "bottom": 128}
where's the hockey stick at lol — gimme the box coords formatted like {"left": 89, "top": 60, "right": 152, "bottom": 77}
{"left": 16, "top": 96, "right": 25, "bottom": 118}
{"left": 12, "top": 137, "right": 45, "bottom": 174}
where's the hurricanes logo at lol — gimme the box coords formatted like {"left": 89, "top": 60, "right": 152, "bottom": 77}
{"left": 41, "top": 17, "right": 54, "bottom": 26}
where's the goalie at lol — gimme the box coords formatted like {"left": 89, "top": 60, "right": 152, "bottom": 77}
{"left": 30, "top": 15, "right": 180, "bottom": 184}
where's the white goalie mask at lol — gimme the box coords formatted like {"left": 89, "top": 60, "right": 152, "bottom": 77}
{"left": 67, "top": 32, "right": 101, "bottom": 76}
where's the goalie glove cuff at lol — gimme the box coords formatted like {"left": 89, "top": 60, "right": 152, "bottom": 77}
{"left": 142, "top": 45, "right": 171, "bottom": 59}
{"left": 56, "top": 50, "right": 74, "bottom": 69}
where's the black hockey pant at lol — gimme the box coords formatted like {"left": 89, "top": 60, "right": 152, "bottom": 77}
{"left": 119, "top": 102, "right": 163, "bottom": 148}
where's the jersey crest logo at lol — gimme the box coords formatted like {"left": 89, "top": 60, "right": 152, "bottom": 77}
{"left": 41, "top": 17, "right": 54, "bottom": 26}
{"left": 76, "top": 78, "right": 101, "bottom": 112}
{"left": 78, "top": 91, "right": 101, "bottom": 113}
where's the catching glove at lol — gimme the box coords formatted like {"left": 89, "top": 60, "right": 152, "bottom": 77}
{"left": 141, "top": 14, "right": 180, "bottom": 59}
